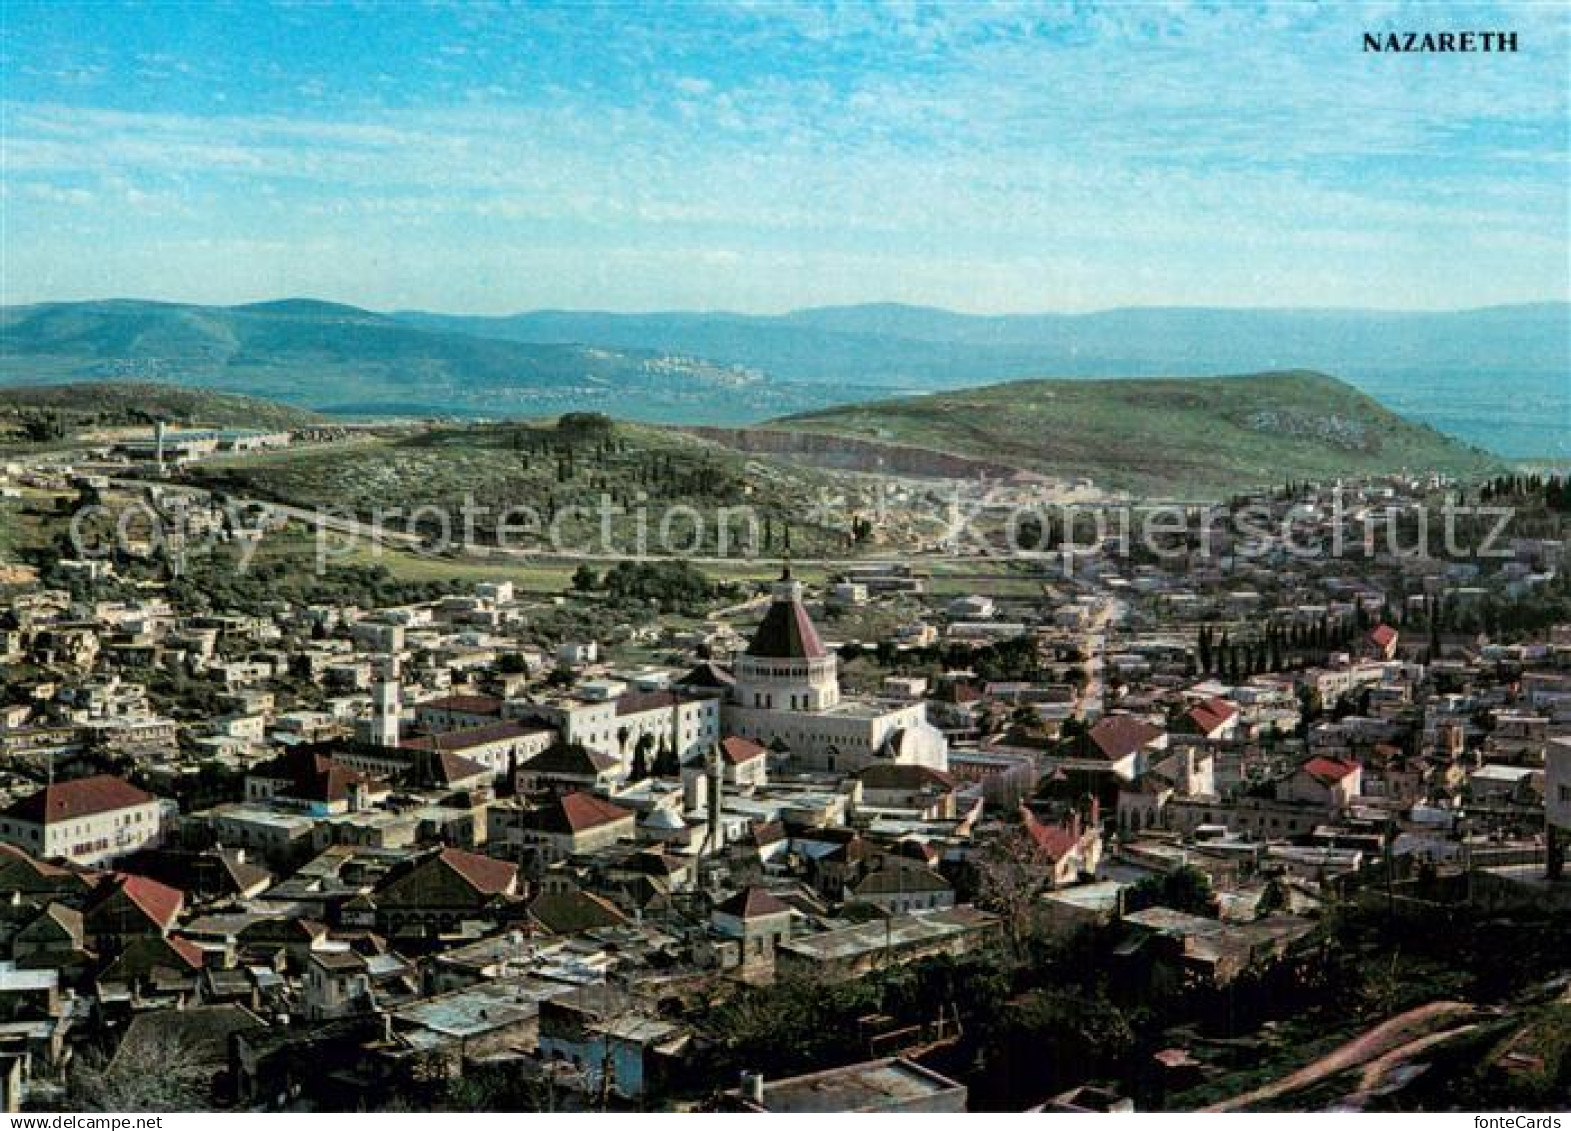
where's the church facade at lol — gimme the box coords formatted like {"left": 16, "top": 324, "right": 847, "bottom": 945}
{"left": 718, "top": 571, "right": 948, "bottom": 775}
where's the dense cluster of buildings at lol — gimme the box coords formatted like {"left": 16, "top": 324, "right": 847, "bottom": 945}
{"left": 0, "top": 468, "right": 1566, "bottom": 1111}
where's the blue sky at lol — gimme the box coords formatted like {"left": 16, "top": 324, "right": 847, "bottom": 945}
{"left": 2, "top": 1, "right": 1567, "bottom": 314}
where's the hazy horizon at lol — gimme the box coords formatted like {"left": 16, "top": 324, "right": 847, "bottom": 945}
{"left": 4, "top": 295, "right": 1569, "bottom": 321}
{"left": 3, "top": 1, "right": 1568, "bottom": 315}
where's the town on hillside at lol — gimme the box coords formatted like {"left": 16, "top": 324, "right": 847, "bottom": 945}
{"left": 0, "top": 428, "right": 1568, "bottom": 1113}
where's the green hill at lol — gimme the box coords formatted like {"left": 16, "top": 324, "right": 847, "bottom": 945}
{"left": 767, "top": 371, "right": 1505, "bottom": 496}
{"left": 188, "top": 416, "right": 857, "bottom": 559}
{"left": 0, "top": 380, "right": 328, "bottom": 430}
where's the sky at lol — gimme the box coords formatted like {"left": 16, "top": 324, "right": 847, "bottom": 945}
{"left": 1, "top": 0, "right": 1568, "bottom": 315}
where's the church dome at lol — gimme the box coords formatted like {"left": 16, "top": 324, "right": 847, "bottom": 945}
{"left": 745, "top": 569, "right": 826, "bottom": 659}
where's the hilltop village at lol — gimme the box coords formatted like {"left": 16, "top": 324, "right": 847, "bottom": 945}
{"left": 0, "top": 431, "right": 1568, "bottom": 1113}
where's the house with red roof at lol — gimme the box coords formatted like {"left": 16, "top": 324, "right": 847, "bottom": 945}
{"left": 84, "top": 872, "right": 184, "bottom": 951}
{"left": 0, "top": 843, "right": 96, "bottom": 901}
{"left": 243, "top": 746, "right": 391, "bottom": 817}
{"left": 1366, "top": 624, "right": 1399, "bottom": 661}
{"left": 515, "top": 741, "right": 621, "bottom": 796}
{"left": 855, "top": 763, "right": 958, "bottom": 820}
{"left": 372, "top": 846, "right": 519, "bottom": 941}
{"left": 487, "top": 791, "right": 636, "bottom": 866}
{"left": 1282, "top": 756, "right": 1364, "bottom": 809}
{"left": 0, "top": 774, "right": 163, "bottom": 866}
{"left": 97, "top": 933, "right": 205, "bottom": 999}
{"left": 400, "top": 720, "right": 555, "bottom": 783}
{"left": 1079, "top": 715, "right": 1168, "bottom": 781}
{"left": 1178, "top": 697, "right": 1241, "bottom": 741}
{"left": 718, "top": 736, "right": 769, "bottom": 790}
{"left": 414, "top": 693, "right": 506, "bottom": 732}
{"left": 851, "top": 857, "right": 955, "bottom": 916}
{"left": 710, "top": 886, "right": 795, "bottom": 982}
{"left": 1021, "top": 804, "right": 1103, "bottom": 889}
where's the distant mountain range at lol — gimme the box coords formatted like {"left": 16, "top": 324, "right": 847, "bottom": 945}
{"left": 2, "top": 297, "right": 1565, "bottom": 455}
{"left": 0, "top": 298, "right": 866, "bottom": 424}
{"left": 402, "top": 301, "right": 1569, "bottom": 387}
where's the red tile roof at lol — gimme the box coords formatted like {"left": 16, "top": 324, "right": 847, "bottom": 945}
{"left": 857, "top": 763, "right": 956, "bottom": 791}
{"left": 1186, "top": 697, "right": 1239, "bottom": 735}
{"left": 258, "top": 747, "right": 387, "bottom": 804}
{"left": 1303, "top": 757, "right": 1360, "bottom": 784}
{"left": 4, "top": 775, "right": 154, "bottom": 825}
{"left": 419, "top": 694, "right": 504, "bottom": 716}
{"left": 559, "top": 793, "right": 633, "bottom": 833}
{"left": 166, "top": 934, "right": 206, "bottom": 969}
{"left": 511, "top": 793, "right": 634, "bottom": 837}
{"left": 0, "top": 841, "right": 80, "bottom": 879}
{"left": 1021, "top": 807, "right": 1082, "bottom": 861}
{"left": 95, "top": 873, "right": 184, "bottom": 930}
{"left": 1369, "top": 624, "right": 1398, "bottom": 648}
{"left": 719, "top": 736, "right": 768, "bottom": 766}
{"left": 520, "top": 742, "right": 619, "bottom": 777}
{"left": 437, "top": 848, "right": 517, "bottom": 896}
{"left": 615, "top": 689, "right": 685, "bottom": 717}
{"left": 1086, "top": 715, "right": 1164, "bottom": 763}
{"left": 715, "top": 886, "right": 791, "bottom": 919}
{"left": 434, "top": 750, "right": 491, "bottom": 784}
{"left": 401, "top": 719, "right": 552, "bottom": 751}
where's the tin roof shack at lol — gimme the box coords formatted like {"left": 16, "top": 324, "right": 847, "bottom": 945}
{"left": 775, "top": 906, "right": 998, "bottom": 983}
{"left": 723, "top": 1056, "right": 967, "bottom": 1113}
{"left": 536, "top": 983, "right": 687, "bottom": 1101}
{"left": 1112, "top": 908, "right": 1316, "bottom": 994}
{"left": 0, "top": 964, "right": 57, "bottom": 1025}
{"left": 379, "top": 978, "right": 565, "bottom": 1080}
{"left": 1035, "top": 880, "right": 1131, "bottom": 939}
{"left": 231, "top": 1014, "right": 392, "bottom": 1110}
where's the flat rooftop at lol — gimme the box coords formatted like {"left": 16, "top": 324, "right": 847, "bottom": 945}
{"left": 1043, "top": 880, "right": 1129, "bottom": 914}
{"left": 394, "top": 978, "right": 566, "bottom": 1042}
{"left": 780, "top": 906, "right": 995, "bottom": 963}
{"left": 745, "top": 1057, "right": 965, "bottom": 1113}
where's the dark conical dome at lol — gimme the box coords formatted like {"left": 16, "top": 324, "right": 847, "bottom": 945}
{"left": 746, "top": 578, "right": 825, "bottom": 659}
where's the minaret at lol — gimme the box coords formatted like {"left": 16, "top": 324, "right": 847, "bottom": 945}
{"left": 154, "top": 420, "right": 167, "bottom": 476}
{"left": 369, "top": 654, "right": 401, "bottom": 747}
{"left": 705, "top": 742, "right": 724, "bottom": 855}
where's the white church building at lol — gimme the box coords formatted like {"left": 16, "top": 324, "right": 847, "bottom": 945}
{"left": 719, "top": 570, "right": 948, "bottom": 775}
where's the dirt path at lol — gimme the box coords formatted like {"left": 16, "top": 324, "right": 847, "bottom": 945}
{"left": 1203, "top": 1001, "right": 1479, "bottom": 1112}
{"left": 1336, "top": 1024, "right": 1481, "bottom": 1109}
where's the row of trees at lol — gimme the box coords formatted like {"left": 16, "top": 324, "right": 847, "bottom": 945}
{"left": 1478, "top": 473, "right": 1571, "bottom": 511}
{"left": 1195, "top": 614, "right": 1363, "bottom": 680}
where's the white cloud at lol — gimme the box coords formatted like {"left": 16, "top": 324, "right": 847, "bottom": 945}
{"left": 1, "top": 0, "right": 1565, "bottom": 311}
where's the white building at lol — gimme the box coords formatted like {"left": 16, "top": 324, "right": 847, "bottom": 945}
{"left": 0, "top": 775, "right": 164, "bottom": 866}
{"left": 720, "top": 570, "right": 947, "bottom": 775}
{"left": 514, "top": 688, "right": 721, "bottom": 773}
{"left": 1548, "top": 737, "right": 1570, "bottom": 881}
